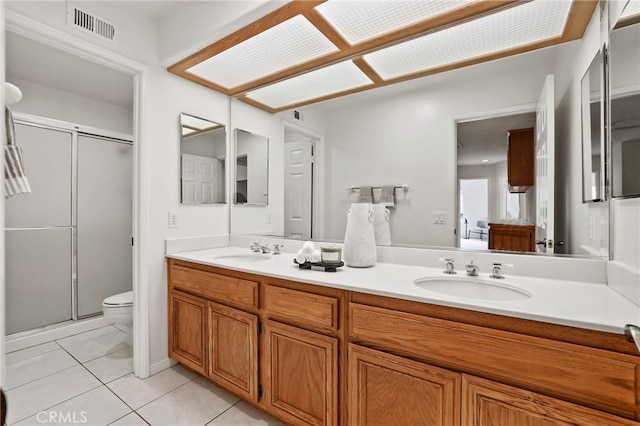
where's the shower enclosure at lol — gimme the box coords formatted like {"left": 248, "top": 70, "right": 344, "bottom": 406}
{"left": 5, "top": 116, "right": 133, "bottom": 335}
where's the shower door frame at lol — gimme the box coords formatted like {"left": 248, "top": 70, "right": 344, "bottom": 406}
{"left": 10, "top": 114, "right": 134, "bottom": 324}
{"left": 6, "top": 11, "right": 151, "bottom": 379}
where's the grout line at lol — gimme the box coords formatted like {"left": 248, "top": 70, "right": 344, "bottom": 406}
{"left": 5, "top": 362, "right": 79, "bottom": 393}
{"left": 204, "top": 401, "right": 240, "bottom": 425}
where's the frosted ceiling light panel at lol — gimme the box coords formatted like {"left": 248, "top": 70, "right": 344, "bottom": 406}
{"left": 621, "top": 0, "right": 640, "bottom": 19}
{"left": 246, "top": 61, "right": 373, "bottom": 109}
{"left": 187, "top": 15, "right": 339, "bottom": 89}
{"left": 364, "top": 0, "right": 572, "bottom": 80}
{"left": 315, "top": 0, "right": 477, "bottom": 45}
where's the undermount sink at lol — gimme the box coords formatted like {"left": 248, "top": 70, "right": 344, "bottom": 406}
{"left": 413, "top": 276, "right": 531, "bottom": 301}
{"left": 213, "top": 253, "right": 272, "bottom": 262}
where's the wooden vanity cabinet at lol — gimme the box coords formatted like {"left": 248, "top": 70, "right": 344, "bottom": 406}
{"left": 507, "top": 127, "right": 534, "bottom": 192}
{"left": 348, "top": 344, "right": 460, "bottom": 426}
{"left": 168, "top": 290, "right": 208, "bottom": 375}
{"left": 488, "top": 222, "right": 535, "bottom": 252}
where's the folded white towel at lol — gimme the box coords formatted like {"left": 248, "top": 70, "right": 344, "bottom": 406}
{"left": 310, "top": 249, "right": 321, "bottom": 263}
{"left": 301, "top": 241, "right": 315, "bottom": 256}
{"left": 295, "top": 250, "right": 308, "bottom": 264}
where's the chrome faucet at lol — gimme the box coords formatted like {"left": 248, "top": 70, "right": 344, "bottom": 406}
{"left": 465, "top": 260, "right": 479, "bottom": 276}
{"left": 250, "top": 242, "right": 271, "bottom": 254}
{"left": 441, "top": 258, "right": 456, "bottom": 275}
{"left": 272, "top": 244, "right": 283, "bottom": 255}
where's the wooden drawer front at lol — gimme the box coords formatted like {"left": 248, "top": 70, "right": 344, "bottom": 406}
{"left": 171, "top": 265, "right": 258, "bottom": 309}
{"left": 349, "top": 344, "right": 460, "bottom": 426}
{"left": 350, "top": 303, "right": 639, "bottom": 419}
{"left": 463, "top": 374, "right": 640, "bottom": 426}
{"left": 264, "top": 285, "right": 339, "bottom": 333}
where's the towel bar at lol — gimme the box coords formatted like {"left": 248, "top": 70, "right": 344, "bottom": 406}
{"left": 346, "top": 185, "right": 409, "bottom": 192}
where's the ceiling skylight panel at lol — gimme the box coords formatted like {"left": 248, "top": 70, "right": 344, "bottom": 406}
{"left": 315, "top": 0, "right": 477, "bottom": 45}
{"left": 245, "top": 61, "right": 373, "bottom": 109}
{"left": 186, "top": 15, "right": 339, "bottom": 89}
{"left": 363, "top": 0, "right": 572, "bottom": 80}
{"left": 621, "top": 0, "right": 640, "bottom": 19}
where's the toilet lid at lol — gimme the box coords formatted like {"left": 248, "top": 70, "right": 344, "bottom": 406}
{"left": 103, "top": 291, "right": 133, "bottom": 307}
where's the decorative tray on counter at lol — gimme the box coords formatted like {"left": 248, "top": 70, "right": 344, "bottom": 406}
{"left": 294, "top": 259, "right": 344, "bottom": 272}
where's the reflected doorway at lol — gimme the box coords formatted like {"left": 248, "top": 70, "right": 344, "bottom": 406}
{"left": 284, "top": 127, "right": 316, "bottom": 239}
{"left": 459, "top": 179, "right": 489, "bottom": 250}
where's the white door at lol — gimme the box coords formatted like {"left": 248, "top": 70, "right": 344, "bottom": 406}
{"left": 181, "top": 153, "right": 217, "bottom": 204}
{"left": 284, "top": 140, "right": 313, "bottom": 239}
{"left": 535, "top": 74, "right": 555, "bottom": 253}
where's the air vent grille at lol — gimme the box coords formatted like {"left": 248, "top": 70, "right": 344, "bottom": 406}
{"left": 67, "top": 3, "right": 118, "bottom": 44}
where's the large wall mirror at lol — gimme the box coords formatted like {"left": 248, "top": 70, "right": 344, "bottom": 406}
{"left": 581, "top": 50, "right": 604, "bottom": 203}
{"left": 228, "top": 15, "right": 613, "bottom": 259}
{"left": 609, "top": 1, "right": 640, "bottom": 199}
{"left": 180, "top": 113, "right": 226, "bottom": 204}
{"left": 234, "top": 129, "right": 269, "bottom": 205}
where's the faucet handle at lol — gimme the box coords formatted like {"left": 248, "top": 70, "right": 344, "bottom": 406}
{"left": 439, "top": 257, "right": 456, "bottom": 274}
{"left": 490, "top": 262, "right": 513, "bottom": 279}
{"left": 272, "top": 244, "right": 283, "bottom": 255}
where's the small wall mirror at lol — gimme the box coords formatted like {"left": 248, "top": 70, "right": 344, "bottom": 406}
{"left": 234, "top": 129, "right": 269, "bottom": 205}
{"left": 581, "top": 50, "right": 604, "bottom": 203}
{"left": 609, "top": 2, "right": 640, "bottom": 199}
{"left": 180, "top": 113, "right": 226, "bottom": 204}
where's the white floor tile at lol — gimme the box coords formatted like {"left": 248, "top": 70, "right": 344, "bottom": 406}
{"left": 136, "top": 377, "right": 240, "bottom": 426}
{"left": 107, "top": 365, "right": 197, "bottom": 410}
{"left": 5, "top": 365, "right": 101, "bottom": 425}
{"left": 6, "top": 342, "right": 59, "bottom": 364}
{"left": 56, "top": 326, "right": 121, "bottom": 349}
{"left": 207, "top": 401, "right": 286, "bottom": 426}
{"left": 13, "top": 387, "right": 131, "bottom": 426}
{"left": 84, "top": 347, "right": 133, "bottom": 383}
{"left": 6, "top": 348, "right": 78, "bottom": 390}
{"left": 109, "top": 412, "right": 149, "bottom": 426}
{"left": 62, "top": 330, "right": 128, "bottom": 363}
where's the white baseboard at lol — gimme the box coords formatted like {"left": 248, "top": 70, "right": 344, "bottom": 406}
{"left": 148, "top": 357, "right": 177, "bottom": 377}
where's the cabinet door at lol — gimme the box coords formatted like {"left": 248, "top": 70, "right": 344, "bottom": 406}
{"left": 263, "top": 320, "right": 338, "bottom": 426}
{"left": 208, "top": 301, "right": 258, "bottom": 402}
{"left": 463, "top": 374, "right": 639, "bottom": 426}
{"left": 349, "top": 344, "right": 460, "bottom": 426}
{"left": 169, "top": 291, "right": 207, "bottom": 375}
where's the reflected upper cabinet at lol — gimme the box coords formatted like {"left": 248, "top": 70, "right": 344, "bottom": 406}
{"left": 180, "top": 113, "right": 227, "bottom": 204}
{"left": 234, "top": 129, "right": 269, "bottom": 205}
{"left": 609, "top": 2, "right": 640, "bottom": 199}
{"left": 580, "top": 50, "right": 604, "bottom": 203}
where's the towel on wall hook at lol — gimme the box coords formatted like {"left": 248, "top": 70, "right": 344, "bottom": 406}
{"left": 5, "top": 107, "right": 32, "bottom": 198}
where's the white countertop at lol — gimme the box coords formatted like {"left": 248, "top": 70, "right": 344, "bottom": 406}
{"left": 167, "top": 247, "right": 639, "bottom": 335}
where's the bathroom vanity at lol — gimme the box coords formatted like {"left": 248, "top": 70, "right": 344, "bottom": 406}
{"left": 167, "top": 248, "right": 640, "bottom": 426}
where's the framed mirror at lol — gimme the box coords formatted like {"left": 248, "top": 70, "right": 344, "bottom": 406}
{"left": 234, "top": 129, "right": 269, "bottom": 205}
{"left": 609, "top": 1, "right": 640, "bottom": 199}
{"left": 581, "top": 50, "right": 604, "bottom": 203}
{"left": 180, "top": 113, "right": 226, "bottom": 204}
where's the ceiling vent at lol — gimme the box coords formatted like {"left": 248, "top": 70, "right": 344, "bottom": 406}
{"left": 67, "top": 3, "right": 119, "bottom": 44}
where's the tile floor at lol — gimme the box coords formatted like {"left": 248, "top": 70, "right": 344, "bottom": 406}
{"left": 5, "top": 325, "right": 286, "bottom": 425}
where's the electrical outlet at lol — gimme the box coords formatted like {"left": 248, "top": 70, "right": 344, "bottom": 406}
{"left": 169, "top": 211, "right": 178, "bottom": 228}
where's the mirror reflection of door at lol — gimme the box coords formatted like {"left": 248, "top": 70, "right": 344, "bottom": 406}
{"left": 284, "top": 127, "right": 315, "bottom": 239}
{"left": 459, "top": 179, "right": 489, "bottom": 250}
{"left": 535, "top": 74, "right": 556, "bottom": 253}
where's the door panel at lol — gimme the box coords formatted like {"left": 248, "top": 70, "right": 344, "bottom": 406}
{"left": 5, "top": 123, "right": 72, "bottom": 227}
{"left": 77, "top": 135, "right": 132, "bottom": 317}
{"left": 284, "top": 140, "right": 313, "bottom": 239}
{"left": 535, "top": 75, "right": 555, "bottom": 253}
{"left": 5, "top": 229, "right": 72, "bottom": 334}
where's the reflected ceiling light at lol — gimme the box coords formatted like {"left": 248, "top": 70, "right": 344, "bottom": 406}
{"left": 364, "top": 0, "right": 572, "bottom": 80}
{"left": 621, "top": 0, "right": 640, "bottom": 19}
{"left": 315, "top": 0, "right": 476, "bottom": 45}
{"left": 187, "top": 14, "right": 339, "bottom": 90}
{"left": 244, "top": 60, "right": 373, "bottom": 109}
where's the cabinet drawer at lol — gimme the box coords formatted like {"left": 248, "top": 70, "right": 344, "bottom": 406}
{"left": 349, "top": 303, "right": 639, "bottom": 419}
{"left": 170, "top": 265, "right": 258, "bottom": 310}
{"left": 264, "top": 285, "right": 339, "bottom": 333}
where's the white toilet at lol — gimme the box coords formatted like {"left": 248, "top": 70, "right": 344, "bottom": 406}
{"left": 102, "top": 291, "right": 133, "bottom": 346}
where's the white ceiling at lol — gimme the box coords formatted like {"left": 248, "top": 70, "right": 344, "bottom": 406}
{"left": 456, "top": 112, "right": 536, "bottom": 167}
{"left": 5, "top": 31, "right": 134, "bottom": 107}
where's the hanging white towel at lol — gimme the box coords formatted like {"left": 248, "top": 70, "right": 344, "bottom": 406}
{"left": 379, "top": 185, "right": 396, "bottom": 208}
{"left": 357, "top": 186, "right": 373, "bottom": 203}
{"left": 4, "top": 107, "right": 31, "bottom": 198}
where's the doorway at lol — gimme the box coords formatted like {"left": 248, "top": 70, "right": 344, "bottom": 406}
{"left": 459, "top": 179, "right": 489, "bottom": 250}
